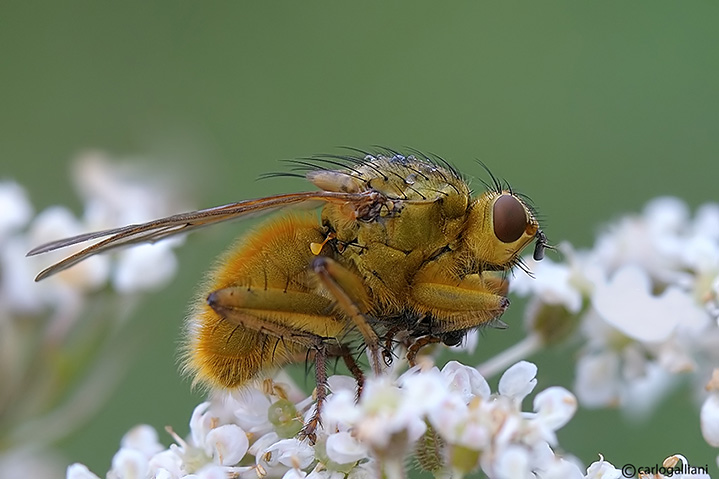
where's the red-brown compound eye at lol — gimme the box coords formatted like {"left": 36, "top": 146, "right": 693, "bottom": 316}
{"left": 493, "top": 194, "right": 528, "bottom": 243}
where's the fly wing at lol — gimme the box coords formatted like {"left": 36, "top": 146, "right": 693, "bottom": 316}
{"left": 28, "top": 190, "right": 375, "bottom": 281}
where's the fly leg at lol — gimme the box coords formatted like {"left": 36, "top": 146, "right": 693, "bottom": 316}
{"left": 206, "top": 287, "right": 341, "bottom": 444}
{"left": 407, "top": 272, "right": 510, "bottom": 360}
{"left": 406, "top": 335, "right": 442, "bottom": 366}
{"left": 302, "top": 345, "right": 327, "bottom": 443}
{"left": 311, "top": 256, "right": 383, "bottom": 375}
{"left": 330, "top": 344, "right": 365, "bottom": 401}
{"left": 382, "top": 325, "right": 404, "bottom": 366}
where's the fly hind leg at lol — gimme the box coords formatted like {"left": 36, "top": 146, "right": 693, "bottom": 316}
{"left": 206, "top": 287, "right": 341, "bottom": 443}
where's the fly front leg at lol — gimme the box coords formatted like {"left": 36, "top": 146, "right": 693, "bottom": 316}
{"left": 408, "top": 272, "right": 510, "bottom": 360}
{"left": 311, "top": 256, "right": 383, "bottom": 375}
{"left": 410, "top": 272, "right": 510, "bottom": 328}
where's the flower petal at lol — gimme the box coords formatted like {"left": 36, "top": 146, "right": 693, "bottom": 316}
{"left": 498, "top": 361, "right": 537, "bottom": 402}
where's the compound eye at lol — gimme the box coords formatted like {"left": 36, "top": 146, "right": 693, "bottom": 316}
{"left": 493, "top": 194, "right": 528, "bottom": 243}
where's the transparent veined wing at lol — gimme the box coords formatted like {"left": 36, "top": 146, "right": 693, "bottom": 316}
{"left": 28, "top": 190, "right": 379, "bottom": 281}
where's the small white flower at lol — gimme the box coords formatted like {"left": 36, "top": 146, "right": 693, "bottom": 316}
{"left": 66, "top": 463, "right": 101, "bottom": 479}
{"left": 584, "top": 455, "right": 622, "bottom": 479}
{"left": 120, "top": 425, "right": 164, "bottom": 457}
{"left": 656, "top": 338, "right": 699, "bottom": 374}
{"left": 325, "top": 431, "right": 367, "bottom": 465}
{"left": 148, "top": 450, "right": 183, "bottom": 478}
{"left": 1, "top": 236, "right": 47, "bottom": 314}
{"left": 399, "top": 366, "right": 450, "bottom": 413}
{"left": 167, "top": 404, "right": 216, "bottom": 472}
{"left": 574, "top": 351, "right": 620, "bottom": 408}
{"left": 0, "top": 181, "right": 33, "bottom": 238}
{"left": 110, "top": 447, "right": 150, "bottom": 479}
{"left": 427, "top": 392, "right": 477, "bottom": 447}
{"left": 346, "top": 461, "right": 377, "bottom": 479}
{"left": 491, "top": 404, "right": 524, "bottom": 449}
{"left": 441, "top": 360, "right": 491, "bottom": 402}
{"left": 193, "top": 464, "right": 232, "bottom": 479}
{"left": 29, "top": 206, "right": 111, "bottom": 290}
{"left": 204, "top": 424, "right": 249, "bottom": 465}
{"left": 511, "top": 257, "right": 583, "bottom": 314}
{"left": 260, "top": 438, "right": 314, "bottom": 469}
{"left": 533, "top": 386, "right": 577, "bottom": 432}
{"left": 618, "top": 359, "right": 675, "bottom": 419}
{"left": 591, "top": 202, "right": 687, "bottom": 286}
{"left": 498, "top": 361, "right": 538, "bottom": 403}
{"left": 693, "top": 203, "right": 719, "bottom": 240}
{"left": 231, "top": 388, "right": 274, "bottom": 434}
{"left": 249, "top": 431, "right": 280, "bottom": 458}
{"left": 701, "top": 370, "right": 719, "bottom": 447}
{"left": 682, "top": 235, "right": 719, "bottom": 275}
{"left": 72, "top": 152, "right": 184, "bottom": 227}
{"left": 322, "top": 389, "right": 362, "bottom": 431}
{"left": 592, "top": 265, "right": 707, "bottom": 343}
{"left": 353, "top": 375, "right": 427, "bottom": 448}
{"left": 282, "top": 469, "right": 307, "bottom": 479}
{"left": 189, "top": 402, "right": 214, "bottom": 449}
{"left": 535, "top": 457, "right": 584, "bottom": 479}
{"left": 112, "top": 242, "right": 179, "bottom": 293}
{"left": 493, "top": 445, "right": 532, "bottom": 479}
{"left": 152, "top": 469, "right": 172, "bottom": 479}
{"left": 643, "top": 196, "right": 690, "bottom": 234}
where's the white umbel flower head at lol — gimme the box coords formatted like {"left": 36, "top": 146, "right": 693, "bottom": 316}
{"left": 63, "top": 362, "right": 611, "bottom": 479}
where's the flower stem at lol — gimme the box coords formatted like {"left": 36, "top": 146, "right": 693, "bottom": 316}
{"left": 476, "top": 334, "right": 542, "bottom": 379}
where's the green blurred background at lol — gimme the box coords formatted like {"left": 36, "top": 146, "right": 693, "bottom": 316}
{"left": 2, "top": 1, "right": 718, "bottom": 476}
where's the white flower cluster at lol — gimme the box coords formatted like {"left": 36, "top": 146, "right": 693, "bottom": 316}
{"left": 66, "top": 361, "right": 637, "bottom": 479}
{"left": 0, "top": 152, "right": 187, "bottom": 478}
{"left": 4, "top": 152, "right": 185, "bottom": 311}
{"left": 510, "top": 197, "right": 719, "bottom": 464}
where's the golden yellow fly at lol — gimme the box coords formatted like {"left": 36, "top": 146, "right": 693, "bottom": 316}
{"left": 28, "top": 150, "right": 547, "bottom": 441}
